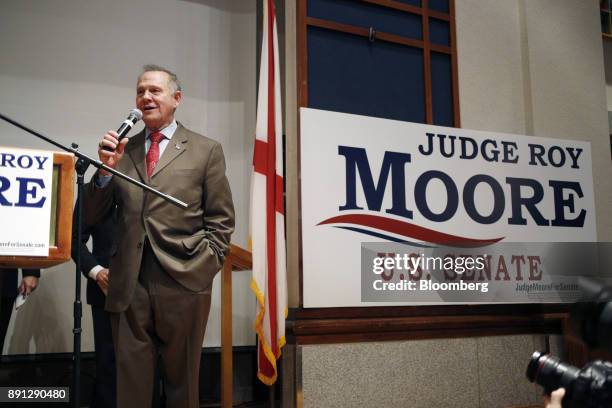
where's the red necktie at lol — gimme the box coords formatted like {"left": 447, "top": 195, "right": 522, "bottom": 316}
{"left": 146, "top": 132, "right": 165, "bottom": 178}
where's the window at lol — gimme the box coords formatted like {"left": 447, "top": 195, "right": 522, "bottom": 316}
{"left": 602, "top": 0, "right": 612, "bottom": 37}
{"left": 298, "top": 0, "right": 459, "bottom": 127}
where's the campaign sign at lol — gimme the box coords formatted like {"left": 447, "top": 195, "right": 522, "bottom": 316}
{"left": 300, "top": 108, "right": 597, "bottom": 308}
{"left": 0, "top": 147, "right": 53, "bottom": 256}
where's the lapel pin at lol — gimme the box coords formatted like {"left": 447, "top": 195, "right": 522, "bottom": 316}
{"left": 175, "top": 143, "right": 181, "bottom": 150}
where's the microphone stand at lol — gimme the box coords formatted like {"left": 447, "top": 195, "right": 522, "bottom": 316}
{"left": 0, "top": 112, "right": 187, "bottom": 408}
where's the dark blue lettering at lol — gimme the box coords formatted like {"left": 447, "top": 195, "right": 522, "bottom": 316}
{"left": 16, "top": 177, "right": 46, "bottom": 208}
{"left": 418, "top": 133, "right": 435, "bottom": 156}
{"left": 463, "top": 175, "right": 505, "bottom": 224}
{"left": 16, "top": 155, "right": 33, "bottom": 169}
{"left": 548, "top": 180, "right": 586, "bottom": 227}
{"left": 459, "top": 136, "right": 478, "bottom": 160}
{"left": 566, "top": 148, "right": 583, "bottom": 169}
{"left": 0, "top": 153, "right": 15, "bottom": 168}
{"left": 0, "top": 176, "right": 11, "bottom": 206}
{"left": 338, "top": 146, "right": 412, "bottom": 219}
{"left": 439, "top": 135, "right": 456, "bottom": 158}
{"left": 529, "top": 144, "right": 547, "bottom": 166}
{"left": 414, "top": 171, "right": 458, "bottom": 222}
{"left": 547, "top": 146, "right": 566, "bottom": 168}
{"left": 506, "top": 177, "right": 549, "bottom": 226}
{"left": 480, "top": 139, "right": 500, "bottom": 162}
{"left": 34, "top": 155, "right": 49, "bottom": 170}
{"left": 501, "top": 141, "right": 519, "bottom": 163}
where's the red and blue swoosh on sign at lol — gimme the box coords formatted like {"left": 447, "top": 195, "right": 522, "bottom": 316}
{"left": 317, "top": 214, "right": 504, "bottom": 248}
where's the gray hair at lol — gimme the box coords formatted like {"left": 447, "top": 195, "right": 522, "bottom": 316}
{"left": 139, "top": 64, "right": 182, "bottom": 93}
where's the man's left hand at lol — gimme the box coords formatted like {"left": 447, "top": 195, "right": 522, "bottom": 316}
{"left": 19, "top": 276, "right": 39, "bottom": 296}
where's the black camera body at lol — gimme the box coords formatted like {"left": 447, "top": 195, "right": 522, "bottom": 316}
{"left": 527, "top": 352, "right": 612, "bottom": 407}
{"left": 526, "top": 279, "right": 612, "bottom": 406}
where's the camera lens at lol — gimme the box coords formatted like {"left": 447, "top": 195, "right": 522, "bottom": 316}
{"left": 528, "top": 351, "right": 612, "bottom": 407}
{"left": 526, "top": 351, "right": 580, "bottom": 394}
{"left": 526, "top": 351, "right": 545, "bottom": 383}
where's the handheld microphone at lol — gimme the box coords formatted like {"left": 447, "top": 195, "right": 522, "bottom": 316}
{"left": 102, "top": 108, "right": 143, "bottom": 151}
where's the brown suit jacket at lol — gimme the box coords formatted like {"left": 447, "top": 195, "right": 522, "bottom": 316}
{"left": 84, "top": 123, "right": 235, "bottom": 312}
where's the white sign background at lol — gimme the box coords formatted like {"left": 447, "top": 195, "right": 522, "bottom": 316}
{"left": 300, "top": 108, "right": 597, "bottom": 308}
{"left": 0, "top": 147, "right": 53, "bottom": 256}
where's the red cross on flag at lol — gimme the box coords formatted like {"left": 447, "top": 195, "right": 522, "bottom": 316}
{"left": 250, "top": 0, "right": 287, "bottom": 386}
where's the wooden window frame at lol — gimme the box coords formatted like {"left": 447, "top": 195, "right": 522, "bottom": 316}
{"left": 297, "top": 0, "right": 460, "bottom": 126}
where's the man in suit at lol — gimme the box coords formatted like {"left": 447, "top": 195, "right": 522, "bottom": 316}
{"left": 0, "top": 268, "right": 40, "bottom": 353}
{"left": 84, "top": 65, "right": 235, "bottom": 408}
{"left": 71, "top": 199, "right": 116, "bottom": 408}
